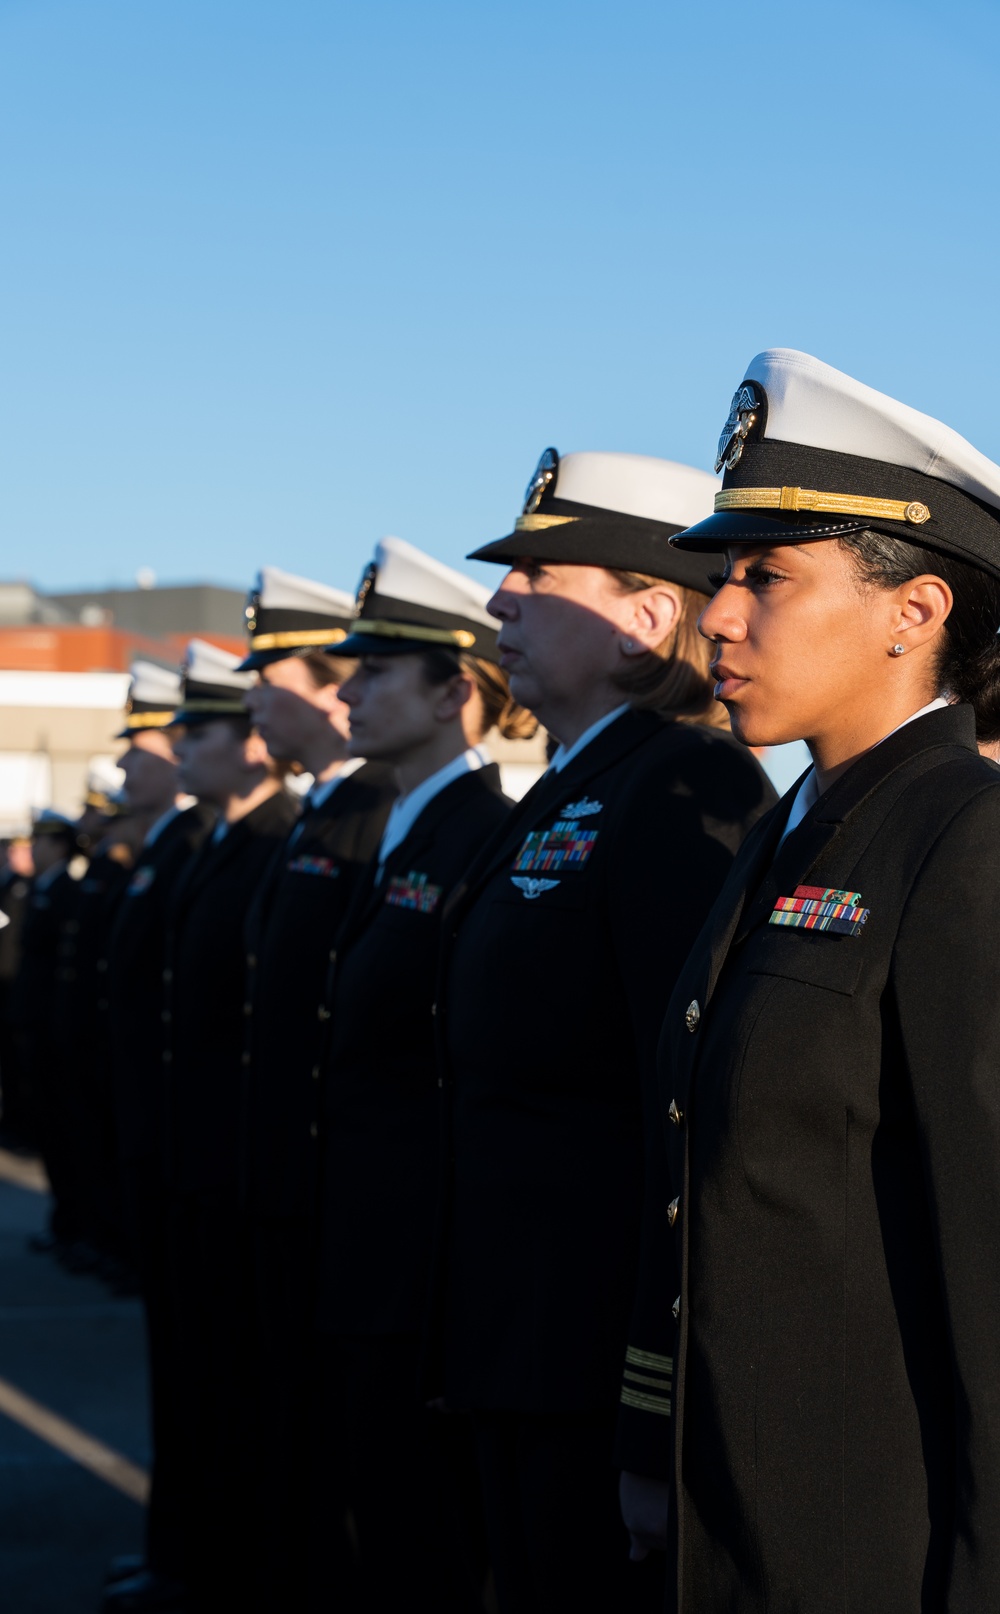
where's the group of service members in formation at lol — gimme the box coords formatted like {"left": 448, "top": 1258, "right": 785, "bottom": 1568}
{"left": 3, "top": 345, "right": 1000, "bottom": 1614}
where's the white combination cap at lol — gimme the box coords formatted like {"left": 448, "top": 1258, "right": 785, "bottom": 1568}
{"left": 118, "top": 659, "right": 183, "bottom": 736}
{"left": 175, "top": 639, "right": 254, "bottom": 722}
{"left": 239, "top": 566, "right": 357, "bottom": 670}
{"left": 675, "top": 348, "right": 1000, "bottom": 578}
{"left": 470, "top": 447, "right": 723, "bottom": 594}
{"left": 336, "top": 536, "right": 500, "bottom": 661}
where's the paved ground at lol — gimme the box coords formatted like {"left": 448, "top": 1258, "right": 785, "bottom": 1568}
{"left": 0, "top": 1153, "right": 150, "bottom": 1614}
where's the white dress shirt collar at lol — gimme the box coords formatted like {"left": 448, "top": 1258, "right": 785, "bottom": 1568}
{"left": 777, "top": 697, "right": 950, "bottom": 848}
{"left": 377, "top": 746, "right": 490, "bottom": 870}
{"left": 308, "top": 755, "right": 365, "bottom": 812}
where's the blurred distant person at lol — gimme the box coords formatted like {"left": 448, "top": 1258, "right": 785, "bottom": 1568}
{"left": 7, "top": 813, "right": 84, "bottom": 1249}
{"left": 160, "top": 643, "right": 296, "bottom": 1614}
{"left": 238, "top": 567, "right": 396, "bottom": 1607}
{"left": 102, "top": 663, "right": 212, "bottom": 1614}
{"left": 0, "top": 837, "right": 34, "bottom": 1147}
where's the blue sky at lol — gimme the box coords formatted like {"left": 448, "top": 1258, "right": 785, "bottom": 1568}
{"left": 2, "top": 0, "right": 998, "bottom": 594}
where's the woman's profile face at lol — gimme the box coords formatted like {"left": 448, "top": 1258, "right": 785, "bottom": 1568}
{"left": 487, "top": 561, "right": 641, "bottom": 722}
{"left": 698, "top": 539, "right": 906, "bottom": 750}
{"left": 339, "top": 653, "right": 474, "bottom": 762}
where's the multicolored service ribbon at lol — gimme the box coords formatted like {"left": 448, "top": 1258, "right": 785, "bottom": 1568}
{"left": 770, "top": 885, "right": 869, "bottom": 937}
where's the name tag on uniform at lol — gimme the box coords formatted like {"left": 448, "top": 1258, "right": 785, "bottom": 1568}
{"left": 384, "top": 871, "right": 442, "bottom": 914}
{"left": 127, "top": 867, "right": 155, "bottom": 895}
{"left": 287, "top": 855, "right": 339, "bottom": 878}
{"left": 770, "top": 885, "right": 869, "bottom": 936}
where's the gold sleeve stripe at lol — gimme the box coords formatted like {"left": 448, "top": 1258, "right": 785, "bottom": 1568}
{"left": 714, "top": 486, "right": 931, "bottom": 526}
{"left": 620, "top": 1387, "right": 671, "bottom": 1417}
{"left": 623, "top": 1368, "right": 673, "bottom": 1392}
{"left": 625, "top": 1347, "right": 673, "bottom": 1374}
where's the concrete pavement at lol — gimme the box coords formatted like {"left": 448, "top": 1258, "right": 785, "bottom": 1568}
{"left": 0, "top": 1152, "right": 150, "bottom": 1614}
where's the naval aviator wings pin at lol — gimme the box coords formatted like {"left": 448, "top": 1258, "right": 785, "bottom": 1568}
{"left": 770, "top": 885, "right": 869, "bottom": 937}
{"left": 511, "top": 876, "right": 560, "bottom": 900}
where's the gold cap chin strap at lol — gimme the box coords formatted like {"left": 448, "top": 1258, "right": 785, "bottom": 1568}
{"left": 125, "top": 710, "right": 176, "bottom": 728}
{"left": 514, "top": 512, "right": 578, "bottom": 533}
{"left": 175, "top": 699, "right": 249, "bottom": 714}
{"left": 250, "top": 627, "right": 347, "bottom": 650}
{"left": 715, "top": 486, "right": 931, "bottom": 526}
{"left": 353, "top": 618, "right": 478, "bottom": 650}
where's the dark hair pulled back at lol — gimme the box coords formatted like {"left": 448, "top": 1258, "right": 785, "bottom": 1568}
{"left": 417, "top": 648, "right": 538, "bottom": 742}
{"left": 839, "top": 529, "right": 1000, "bottom": 742}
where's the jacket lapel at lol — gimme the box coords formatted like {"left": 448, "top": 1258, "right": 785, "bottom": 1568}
{"left": 700, "top": 803, "right": 790, "bottom": 1005}
{"left": 726, "top": 704, "right": 977, "bottom": 961}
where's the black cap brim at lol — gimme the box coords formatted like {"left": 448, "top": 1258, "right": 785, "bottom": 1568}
{"left": 236, "top": 648, "right": 291, "bottom": 673}
{"left": 469, "top": 516, "right": 722, "bottom": 595}
{"left": 332, "top": 631, "right": 440, "bottom": 659}
{"left": 670, "top": 511, "right": 870, "bottom": 550}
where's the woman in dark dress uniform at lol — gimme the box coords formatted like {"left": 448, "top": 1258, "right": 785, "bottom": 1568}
{"left": 627, "top": 348, "right": 1000, "bottom": 1613}
{"left": 311, "top": 537, "right": 533, "bottom": 1614}
{"left": 431, "top": 450, "right": 776, "bottom": 1613}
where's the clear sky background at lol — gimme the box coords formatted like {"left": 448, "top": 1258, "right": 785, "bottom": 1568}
{"left": 2, "top": 0, "right": 998, "bottom": 594}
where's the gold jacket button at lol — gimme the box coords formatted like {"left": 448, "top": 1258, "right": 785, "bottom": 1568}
{"left": 672, "top": 1296, "right": 681, "bottom": 1321}
{"left": 668, "top": 1098, "right": 684, "bottom": 1126}
{"left": 317, "top": 1006, "right": 330, "bottom": 1021}
{"left": 684, "top": 999, "right": 701, "bottom": 1033}
{"left": 247, "top": 953, "right": 256, "bottom": 969}
{"left": 667, "top": 1197, "right": 679, "bottom": 1227}
{"left": 309, "top": 1122, "right": 318, "bottom": 1138}
{"left": 312, "top": 1066, "right": 321, "bottom": 1081}
{"left": 241, "top": 1052, "right": 251, "bottom": 1067}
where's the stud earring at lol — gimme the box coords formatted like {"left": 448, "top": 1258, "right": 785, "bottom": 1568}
{"left": 891, "top": 643, "right": 905, "bottom": 656}
{"left": 623, "top": 638, "right": 634, "bottom": 651}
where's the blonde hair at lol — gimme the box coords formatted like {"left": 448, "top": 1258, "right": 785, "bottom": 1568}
{"left": 606, "top": 570, "right": 728, "bottom": 730}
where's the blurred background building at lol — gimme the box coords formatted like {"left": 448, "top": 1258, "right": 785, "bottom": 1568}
{"left": 0, "top": 579, "right": 246, "bottom": 833}
{"left": 0, "top": 576, "right": 554, "bottom": 828}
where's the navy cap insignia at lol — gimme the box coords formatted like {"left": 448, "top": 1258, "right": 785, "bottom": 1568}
{"left": 355, "top": 561, "right": 377, "bottom": 613}
{"left": 511, "top": 876, "right": 560, "bottom": 900}
{"left": 523, "top": 448, "right": 559, "bottom": 515}
{"left": 562, "top": 797, "right": 602, "bottom": 817}
{"left": 715, "top": 383, "right": 763, "bottom": 474}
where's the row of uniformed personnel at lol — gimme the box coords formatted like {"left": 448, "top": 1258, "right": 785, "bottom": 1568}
{"left": 91, "top": 464, "right": 773, "bottom": 1614}
{"left": 9, "top": 342, "right": 1000, "bottom": 1614}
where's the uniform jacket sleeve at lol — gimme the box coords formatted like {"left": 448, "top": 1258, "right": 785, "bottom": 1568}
{"left": 892, "top": 786, "right": 1000, "bottom": 1608}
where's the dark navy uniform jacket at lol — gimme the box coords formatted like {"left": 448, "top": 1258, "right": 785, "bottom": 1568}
{"left": 162, "top": 791, "right": 297, "bottom": 1197}
{"left": 649, "top": 704, "right": 1000, "bottom": 1614}
{"left": 241, "top": 762, "right": 396, "bottom": 1220}
{"left": 106, "top": 805, "right": 213, "bottom": 1164}
{"left": 431, "top": 709, "right": 774, "bottom": 1417}
{"left": 317, "top": 762, "right": 510, "bottom": 1336}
